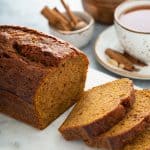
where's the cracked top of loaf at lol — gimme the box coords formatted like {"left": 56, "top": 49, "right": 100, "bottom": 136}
{"left": 0, "top": 25, "right": 83, "bottom": 67}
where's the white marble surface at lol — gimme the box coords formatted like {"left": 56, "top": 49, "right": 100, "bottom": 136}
{"left": 0, "top": 68, "right": 116, "bottom": 150}
{"left": 0, "top": 0, "right": 149, "bottom": 88}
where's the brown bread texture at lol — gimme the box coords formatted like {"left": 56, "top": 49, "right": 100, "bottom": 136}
{"left": 59, "top": 78, "right": 135, "bottom": 140}
{"left": 0, "top": 25, "right": 88, "bottom": 129}
{"left": 85, "top": 90, "right": 150, "bottom": 150}
{"left": 124, "top": 129, "right": 150, "bottom": 150}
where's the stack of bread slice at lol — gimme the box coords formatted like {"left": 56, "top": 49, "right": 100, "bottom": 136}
{"left": 59, "top": 78, "right": 150, "bottom": 150}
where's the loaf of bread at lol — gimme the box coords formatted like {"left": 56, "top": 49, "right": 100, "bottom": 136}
{"left": 85, "top": 90, "right": 150, "bottom": 150}
{"left": 0, "top": 26, "right": 88, "bottom": 129}
{"left": 59, "top": 78, "right": 135, "bottom": 140}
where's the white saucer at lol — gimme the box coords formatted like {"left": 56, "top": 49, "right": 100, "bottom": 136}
{"left": 95, "top": 26, "right": 150, "bottom": 80}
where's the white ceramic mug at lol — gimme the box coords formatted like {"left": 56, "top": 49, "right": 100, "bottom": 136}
{"left": 114, "top": 0, "right": 150, "bottom": 64}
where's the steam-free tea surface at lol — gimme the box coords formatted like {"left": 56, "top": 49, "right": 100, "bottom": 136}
{"left": 119, "top": 6, "right": 150, "bottom": 32}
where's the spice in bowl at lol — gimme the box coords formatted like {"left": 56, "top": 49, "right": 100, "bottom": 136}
{"left": 41, "top": 0, "right": 88, "bottom": 31}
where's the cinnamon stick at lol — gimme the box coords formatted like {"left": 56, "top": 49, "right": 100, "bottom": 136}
{"left": 41, "top": 6, "right": 71, "bottom": 31}
{"left": 53, "top": 7, "right": 74, "bottom": 29}
{"left": 53, "top": 7, "right": 69, "bottom": 23}
{"left": 105, "top": 48, "right": 136, "bottom": 71}
{"left": 61, "top": 0, "right": 79, "bottom": 25}
{"left": 124, "top": 52, "right": 147, "bottom": 66}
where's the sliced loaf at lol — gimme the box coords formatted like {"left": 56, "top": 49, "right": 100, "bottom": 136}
{"left": 85, "top": 90, "right": 150, "bottom": 150}
{"left": 59, "top": 78, "right": 135, "bottom": 140}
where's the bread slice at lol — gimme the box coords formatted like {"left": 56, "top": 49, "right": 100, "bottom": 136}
{"left": 85, "top": 90, "right": 150, "bottom": 150}
{"left": 124, "top": 129, "right": 150, "bottom": 150}
{"left": 59, "top": 78, "right": 135, "bottom": 140}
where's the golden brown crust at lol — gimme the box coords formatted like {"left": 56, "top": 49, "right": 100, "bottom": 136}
{"left": 0, "top": 25, "right": 86, "bottom": 67}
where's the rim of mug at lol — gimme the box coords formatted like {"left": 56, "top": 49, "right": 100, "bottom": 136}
{"left": 114, "top": 0, "right": 150, "bottom": 34}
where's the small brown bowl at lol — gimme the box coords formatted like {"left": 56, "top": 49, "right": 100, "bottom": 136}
{"left": 82, "top": 0, "right": 125, "bottom": 24}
